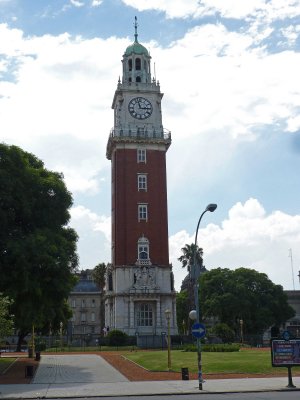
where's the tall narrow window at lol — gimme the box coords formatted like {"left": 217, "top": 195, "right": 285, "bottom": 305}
{"left": 136, "top": 303, "right": 153, "bottom": 326}
{"left": 138, "top": 174, "right": 147, "bottom": 191}
{"left": 81, "top": 313, "right": 86, "bottom": 322}
{"left": 135, "top": 58, "right": 141, "bottom": 70}
{"left": 138, "top": 204, "right": 148, "bottom": 221}
{"left": 128, "top": 59, "right": 132, "bottom": 71}
{"left": 71, "top": 299, "right": 76, "bottom": 308}
{"left": 91, "top": 312, "right": 95, "bottom": 322}
{"left": 137, "top": 148, "right": 146, "bottom": 163}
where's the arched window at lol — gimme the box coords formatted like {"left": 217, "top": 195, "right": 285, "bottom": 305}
{"left": 136, "top": 76, "right": 141, "bottom": 82}
{"left": 128, "top": 59, "right": 132, "bottom": 71}
{"left": 135, "top": 58, "right": 141, "bottom": 70}
{"left": 138, "top": 236, "right": 149, "bottom": 260}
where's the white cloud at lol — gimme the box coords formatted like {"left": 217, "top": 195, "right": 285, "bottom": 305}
{"left": 154, "top": 23, "right": 300, "bottom": 141}
{"left": 91, "top": 0, "right": 102, "bottom": 6}
{"left": 70, "top": 0, "right": 85, "bottom": 7}
{"left": 170, "top": 198, "right": 300, "bottom": 291}
{"left": 0, "top": 24, "right": 127, "bottom": 193}
{"left": 122, "top": 0, "right": 300, "bottom": 20}
{"left": 70, "top": 205, "right": 111, "bottom": 267}
{"left": 280, "top": 24, "right": 300, "bottom": 47}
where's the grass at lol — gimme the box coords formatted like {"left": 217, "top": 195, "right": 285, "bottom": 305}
{"left": 124, "top": 349, "right": 300, "bottom": 374}
{"left": 0, "top": 358, "right": 16, "bottom": 374}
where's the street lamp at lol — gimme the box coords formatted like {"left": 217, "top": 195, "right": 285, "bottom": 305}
{"left": 240, "top": 319, "right": 244, "bottom": 344}
{"left": 165, "top": 309, "right": 171, "bottom": 371}
{"left": 192, "top": 203, "right": 217, "bottom": 390}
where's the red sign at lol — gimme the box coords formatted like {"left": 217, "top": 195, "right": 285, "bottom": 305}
{"left": 271, "top": 339, "right": 300, "bottom": 367}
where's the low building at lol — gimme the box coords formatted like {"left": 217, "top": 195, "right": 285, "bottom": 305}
{"left": 68, "top": 270, "right": 103, "bottom": 345}
{"left": 284, "top": 290, "right": 300, "bottom": 336}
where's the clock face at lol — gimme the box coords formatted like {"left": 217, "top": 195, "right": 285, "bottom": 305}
{"left": 128, "top": 97, "right": 153, "bottom": 120}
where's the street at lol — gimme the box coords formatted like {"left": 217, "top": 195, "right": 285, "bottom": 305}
{"left": 60, "top": 392, "right": 300, "bottom": 400}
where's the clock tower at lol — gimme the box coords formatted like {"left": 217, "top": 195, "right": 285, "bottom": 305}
{"left": 105, "top": 18, "right": 177, "bottom": 339}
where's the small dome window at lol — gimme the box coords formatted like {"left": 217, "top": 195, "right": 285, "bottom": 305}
{"left": 128, "top": 59, "right": 132, "bottom": 71}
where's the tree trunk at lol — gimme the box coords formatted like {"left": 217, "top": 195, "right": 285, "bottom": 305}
{"left": 17, "top": 332, "right": 28, "bottom": 352}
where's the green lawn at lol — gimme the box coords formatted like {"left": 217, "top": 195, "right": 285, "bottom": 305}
{"left": 125, "top": 349, "right": 300, "bottom": 374}
{"left": 0, "top": 358, "right": 16, "bottom": 373}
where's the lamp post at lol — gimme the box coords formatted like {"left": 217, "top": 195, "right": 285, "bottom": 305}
{"left": 192, "top": 203, "right": 217, "bottom": 390}
{"left": 240, "top": 319, "right": 244, "bottom": 344}
{"left": 165, "top": 309, "right": 171, "bottom": 371}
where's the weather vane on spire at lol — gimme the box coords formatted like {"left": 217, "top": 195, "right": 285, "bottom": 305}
{"left": 134, "top": 16, "right": 138, "bottom": 42}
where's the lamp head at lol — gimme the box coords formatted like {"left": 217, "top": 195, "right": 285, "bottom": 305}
{"left": 206, "top": 203, "right": 217, "bottom": 213}
{"left": 189, "top": 310, "right": 197, "bottom": 320}
{"left": 165, "top": 309, "right": 171, "bottom": 319}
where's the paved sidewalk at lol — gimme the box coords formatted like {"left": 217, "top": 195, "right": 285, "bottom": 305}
{"left": 0, "top": 354, "right": 299, "bottom": 398}
{"left": 32, "top": 354, "right": 128, "bottom": 384}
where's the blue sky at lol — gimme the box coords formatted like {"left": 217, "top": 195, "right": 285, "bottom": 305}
{"left": 1, "top": 0, "right": 300, "bottom": 290}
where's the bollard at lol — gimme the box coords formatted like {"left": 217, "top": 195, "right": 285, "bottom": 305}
{"left": 181, "top": 367, "right": 189, "bottom": 380}
{"left": 25, "top": 365, "right": 34, "bottom": 378}
{"left": 35, "top": 351, "right": 41, "bottom": 361}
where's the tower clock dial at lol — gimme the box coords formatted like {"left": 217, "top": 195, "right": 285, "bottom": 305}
{"left": 128, "top": 97, "right": 153, "bottom": 119}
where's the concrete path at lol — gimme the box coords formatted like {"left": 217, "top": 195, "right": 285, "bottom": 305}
{"left": 32, "top": 354, "right": 128, "bottom": 384}
{"left": 0, "top": 354, "right": 300, "bottom": 398}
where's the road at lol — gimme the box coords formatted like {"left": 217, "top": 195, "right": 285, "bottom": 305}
{"left": 56, "top": 392, "right": 299, "bottom": 400}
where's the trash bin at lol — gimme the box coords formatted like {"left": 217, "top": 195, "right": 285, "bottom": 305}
{"left": 35, "top": 351, "right": 41, "bottom": 361}
{"left": 25, "top": 365, "right": 34, "bottom": 378}
{"left": 28, "top": 348, "right": 33, "bottom": 358}
{"left": 181, "top": 367, "right": 189, "bottom": 380}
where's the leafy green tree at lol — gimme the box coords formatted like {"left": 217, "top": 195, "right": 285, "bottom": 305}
{"left": 176, "top": 291, "right": 190, "bottom": 334}
{"left": 200, "top": 267, "right": 295, "bottom": 335}
{"left": 0, "top": 294, "right": 14, "bottom": 342}
{"left": 209, "top": 323, "right": 235, "bottom": 343}
{"left": 0, "top": 144, "right": 78, "bottom": 349}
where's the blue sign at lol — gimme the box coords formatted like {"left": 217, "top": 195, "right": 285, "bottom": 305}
{"left": 282, "top": 330, "right": 291, "bottom": 341}
{"left": 192, "top": 323, "right": 206, "bottom": 338}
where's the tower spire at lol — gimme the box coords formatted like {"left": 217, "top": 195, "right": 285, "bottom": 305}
{"left": 134, "top": 16, "right": 138, "bottom": 42}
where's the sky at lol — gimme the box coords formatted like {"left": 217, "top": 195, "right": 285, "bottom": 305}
{"left": 1, "top": 0, "right": 300, "bottom": 292}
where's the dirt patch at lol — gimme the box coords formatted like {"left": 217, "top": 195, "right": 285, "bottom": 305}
{"left": 0, "top": 356, "right": 39, "bottom": 384}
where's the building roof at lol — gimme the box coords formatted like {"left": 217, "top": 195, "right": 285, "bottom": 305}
{"left": 124, "top": 40, "right": 149, "bottom": 57}
{"left": 71, "top": 270, "right": 101, "bottom": 293}
{"left": 124, "top": 17, "right": 149, "bottom": 57}
{"left": 72, "top": 279, "right": 100, "bottom": 293}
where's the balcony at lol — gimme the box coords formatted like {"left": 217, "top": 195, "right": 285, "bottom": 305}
{"left": 106, "top": 127, "right": 171, "bottom": 159}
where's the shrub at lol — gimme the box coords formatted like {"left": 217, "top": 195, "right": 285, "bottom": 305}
{"left": 182, "top": 343, "right": 240, "bottom": 352}
{"left": 107, "top": 329, "right": 128, "bottom": 346}
{"left": 209, "top": 323, "right": 235, "bottom": 343}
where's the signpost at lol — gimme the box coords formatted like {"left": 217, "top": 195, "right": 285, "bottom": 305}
{"left": 192, "top": 323, "right": 206, "bottom": 339}
{"left": 271, "top": 337, "right": 300, "bottom": 388}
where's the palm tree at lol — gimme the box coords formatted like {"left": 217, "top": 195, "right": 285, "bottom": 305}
{"left": 178, "top": 243, "right": 205, "bottom": 272}
{"left": 178, "top": 244, "right": 206, "bottom": 324}
{"left": 92, "top": 263, "right": 108, "bottom": 334}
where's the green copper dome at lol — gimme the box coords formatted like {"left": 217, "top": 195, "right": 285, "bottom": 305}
{"left": 124, "top": 40, "right": 149, "bottom": 56}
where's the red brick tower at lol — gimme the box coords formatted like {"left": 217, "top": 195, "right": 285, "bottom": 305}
{"left": 105, "top": 18, "right": 177, "bottom": 338}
